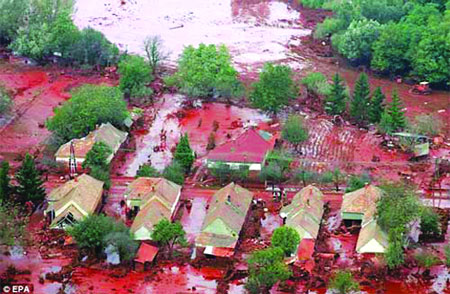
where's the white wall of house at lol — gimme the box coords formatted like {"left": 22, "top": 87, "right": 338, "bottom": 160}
{"left": 134, "top": 226, "right": 151, "bottom": 240}
{"left": 206, "top": 160, "right": 261, "bottom": 171}
{"left": 357, "top": 239, "right": 386, "bottom": 254}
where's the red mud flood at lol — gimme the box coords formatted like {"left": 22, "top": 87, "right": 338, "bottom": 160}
{"left": 0, "top": 60, "right": 113, "bottom": 163}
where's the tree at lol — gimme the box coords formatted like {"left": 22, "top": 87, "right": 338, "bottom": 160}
{"left": 163, "top": 161, "right": 185, "bottom": 185}
{"left": 103, "top": 231, "right": 138, "bottom": 262}
{"left": 250, "top": 63, "right": 297, "bottom": 114}
{"left": 0, "top": 161, "right": 12, "bottom": 203}
{"left": 118, "top": 55, "right": 153, "bottom": 101}
{"left": 0, "top": 86, "right": 12, "bottom": 116}
{"left": 89, "top": 165, "right": 111, "bottom": 190}
{"left": 282, "top": 115, "right": 309, "bottom": 149}
{"left": 171, "top": 44, "right": 242, "bottom": 98}
{"left": 445, "top": 244, "right": 450, "bottom": 266}
{"left": 271, "top": 226, "right": 301, "bottom": 256}
{"left": 378, "top": 109, "right": 395, "bottom": 134}
{"left": 68, "top": 214, "right": 129, "bottom": 255}
{"left": 415, "top": 251, "right": 440, "bottom": 273}
{"left": 300, "top": 72, "right": 331, "bottom": 96}
{"left": 82, "top": 141, "right": 112, "bottom": 170}
{"left": 325, "top": 73, "right": 347, "bottom": 115}
{"left": 0, "top": 0, "right": 28, "bottom": 44}
{"left": 322, "top": 168, "right": 344, "bottom": 191}
{"left": 246, "top": 247, "right": 291, "bottom": 294}
{"left": 143, "top": 35, "right": 169, "bottom": 73}
{"left": 173, "top": 134, "right": 194, "bottom": 173}
{"left": 328, "top": 270, "right": 360, "bottom": 294}
{"left": 294, "top": 170, "right": 319, "bottom": 187}
{"left": 345, "top": 173, "right": 371, "bottom": 193}
{"left": 136, "top": 164, "right": 160, "bottom": 178}
{"left": 368, "top": 87, "right": 385, "bottom": 123}
{"left": 46, "top": 85, "right": 128, "bottom": 141}
{"left": 386, "top": 90, "right": 406, "bottom": 131}
{"left": 260, "top": 162, "right": 284, "bottom": 185}
{"left": 385, "top": 228, "right": 405, "bottom": 269}
{"left": 16, "top": 154, "right": 45, "bottom": 205}
{"left": 151, "top": 218, "right": 187, "bottom": 259}
{"left": 210, "top": 163, "right": 249, "bottom": 185}
{"left": 0, "top": 204, "right": 28, "bottom": 246}
{"left": 350, "top": 73, "right": 371, "bottom": 124}
{"left": 420, "top": 207, "right": 441, "bottom": 237}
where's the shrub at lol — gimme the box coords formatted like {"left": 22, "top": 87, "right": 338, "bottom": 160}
{"left": 89, "top": 165, "right": 111, "bottom": 190}
{"left": 420, "top": 207, "right": 441, "bottom": 237}
{"left": 445, "top": 245, "right": 450, "bottom": 266}
{"left": 118, "top": 55, "right": 153, "bottom": 101}
{"left": 415, "top": 251, "right": 440, "bottom": 269}
{"left": 163, "top": 161, "right": 185, "bottom": 185}
{"left": 210, "top": 163, "right": 249, "bottom": 185}
{"left": 0, "top": 204, "right": 28, "bottom": 246}
{"left": 408, "top": 114, "right": 443, "bottom": 136}
{"left": 250, "top": 63, "right": 297, "bottom": 114}
{"left": 271, "top": 226, "right": 300, "bottom": 256}
{"left": 345, "top": 173, "right": 371, "bottom": 192}
{"left": 282, "top": 115, "right": 309, "bottom": 148}
{"left": 0, "top": 86, "right": 12, "bottom": 116}
{"left": 82, "top": 142, "right": 112, "bottom": 170}
{"left": 136, "top": 164, "right": 160, "bottom": 178}
{"left": 314, "top": 18, "right": 346, "bottom": 39}
{"left": 301, "top": 72, "right": 331, "bottom": 96}
{"left": 143, "top": 35, "right": 168, "bottom": 73}
{"left": 173, "top": 133, "right": 194, "bottom": 173}
{"left": 328, "top": 270, "right": 359, "bottom": 294}
{"left": 46, "top": 85, "right": 128, "bottom": 141}
{"left": 103, "top": 231, "right": 138, "bottom": 262}
{"left": 299, "top": 0, "right": 327, "bottom": 9}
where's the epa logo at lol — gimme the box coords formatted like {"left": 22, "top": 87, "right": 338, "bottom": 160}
{"left": 2, "top": 284, "right": 33, "bottom": 293}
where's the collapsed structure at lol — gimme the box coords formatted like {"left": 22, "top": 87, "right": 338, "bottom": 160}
{"left": 195, "top": 182, "right": 253, "bottom": 257}
{"left": 55, "top": 123, "right": 128, "bottom": 168}
{"left": 280, "top": 185, "right": 324, "bottom": 261}
{"left": 125, "top": 177, "right": 182, "bottom": 240}
{"left": 45, "top": 174, "right": 104, "bottom": 229}
{"left": 341, "top": 184, "right": 388, "bottom": 253}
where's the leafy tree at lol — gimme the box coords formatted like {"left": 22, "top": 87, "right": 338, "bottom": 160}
{"left": 16, "top": 154, "right": 45, "bottom": 205}
{"left": 68, "top": 214, "right": 129, "bottom": 255}
{"left": 445, "top": 244, "right": 450, "bottom": 266}
{"left": 46, "top": 85, "right": 128, "bottom": 141}
{"left": 48, "top": 9, "right": 80, "bottom": 59}
{"left": 103, "top": 230, "right": 138, "bottom": 262}
{"left": 136, "top": 164, "right": 160, "bottom": 178}
{"left": 250, "top": 63, "right": 298, "bottom": 114}
{"left": 282, "top": 115, "right": 309, "bottom": 149}
{"left": 294, "top": 170, "right": 319, "bottom": 187}
{"left": 89, "top": 165, "right": 111, "bottom": 190}
{"left": 415, "top": 251, "right": 440, "bottom": 271}
{"left": 345, "top": 173, "right": 371, "bottom": 193}
{"left": 368, "top": 87, "right": 385, "bottom": 123}
{"left": 210, "top": 163, "right": 249, "bottom": 185}
{"left": 151, "top": 218, "right": 187, "bottom": 259}
{"left": 0, "top": 161, "right": 12, "bottom": 203}
{"left": 172, "top": 44, "right": 242, "bottom": 98}
{"left": 325, "top": 73, "right": 347, "bottom": 115}
{"left": 333, "top": 18, "right": 382, "bottom": 64}
{"left": 271, "top": 226, "right": 300, "bottom": 256}
{"left": 328, "top": 270, "right": 359, "bottom": 294}
{"left": 385, "top": 228, "right": 405, "bottom": 269}
{"left": 82, "top": 141, "right": 112, "bottom": 170}
{"left": 246, "top": 247, "right": 291, "bottom": 294}
{"left": 0, "top": 86, "right": 12, "bottom": 115}
{"left": 0, "top": 0, "right": 28, "bottom": 44}
{"left": 300, "top": 72, "right": 331, "bottom": 96}
{"left": 265, "top": 149, "right": 293, "bottom": 174}
{"left": 314, "top": 18, "right": 346, "bottom": 39}
{"left": 0, "top": 204, "right": 28, "bottom": 246}
{"left": 260, "top": 162, "right": 284, "bottom": 185}
{"left": 322, "top": 168, "right": 344, "bottom": 191}
{"left": 163, "top": 161, "right": 185, "bottom": 185}
{"left": 118, "top": 55, "right": 153, "bottom": 101}
{"left": 386, "top": 90, "right": 406, "bottom": 131}
{"left": 420, "top": 207, "right": 441, "bottom": 237}
{"left": 143, "top": 35, "right": 168, "bottom": 73}
{"left": 173, "top": 133, "right": 194, "bottom": 173}
{"left": 360, "top": 0, "right": 405, "bottom": 24}
{"left": 350, "top": 73, "right": 371, "bottom": 124}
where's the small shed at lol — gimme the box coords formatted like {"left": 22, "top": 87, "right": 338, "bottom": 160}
{"left": 134, "top": 243, "right": 159, "bottom": 271}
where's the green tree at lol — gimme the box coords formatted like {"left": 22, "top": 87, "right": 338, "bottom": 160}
{"left": 0, "top": 161, "right": 12, "bottom": 203}
{"left": 163, "top": 161, "right": 185, "bottom": 185}
{"left": 0, "top": 86, "right": 12, "bottom": 115}
{"left": 385, "top": 228, "right": 405, "bottom": 269}
{"left": 350, "top": 73, "right": 371, "bottom": 124}
{"left": 378, "top": 109, "right": 395, "bottom": 134}
{"left": 90, "top": 165, "right": 111, "bottom": 190}
{"left": 328, "top": 270, "right": 360, "bottom": 294}
{"left": 151, "top": 218, "right": 187, "bottom": 259}
{"left": 294, "top": 170, "right": 319, "bottom": 187}
{"left": 0, "top": 204, "right": 28, "bottom": 246}
{"left": 265, "top": 149, "right": 293, "bottom": 174}
{"left": 68, "top": 214, "right": 129, "bottom": 255}
{"left": 136, "top": 164, "right": 160, "bottom": 178}
{"left": 118, "top": 55, "right": 153, "bottom": 101}
{"left": 345, "top": 173, "right": 371, "bottom": 193}
{"left": 103, "top": 230, "right": 138, "bottom": 262}
{"left": 172, "top": 44, "right": 242, "bottom": 98}
{"left": 260, "top": 162, "right": 284, "bottom": 185}
{"left": 322, "top": 168, "right": 345, "bottom": 191}
{"left": 48, "top": 9, "right": 80, "bottom": 59}
{"left": 386, "top": 90, "right": 406, "bottom": 131}
{"left": 415, "top": 251, "right": 440, "bottom": 272}
{"left": 0, "top": 0, "right": 28, "bottom": 44}
{"left": 82, "top": 141, "right": 112, "bottom": 170}
{"left": 369, "top": 87, "right": 385, "bottom": 123}
{"left": 282, "top": 115, "right": 309, "bottom": 149}
{"left": 250, "top": 63, "right": 298, "bottom": 114}
{"left": 271, "top": 226, "right": 301, "bottom": 256}
{"left": 325, "top": 73, "right": 347, "bottom": 115}
{"left": 173, "top": 133, "right": 194, "bottom": 173}
{"left": 143, "top": 35, "right": 168, "bottom": 73}
{"left": 420, "top": 207, "right": 441, "bottom": 237}
{"left": 246, "top": 247, "right": 291, "bottom": 294}
{"left": 444, "top": 244, "right": 450, "bottom": 266}
{"left": 46, "top": 85, "right": 128, "bottom": 141}
{"left": 210, "top": 163, "right": 249, "bottom": 186}
{"left": 300, "top": 72, "right": 331, "bottom": 96}
{"left": 16, "top": 154, "right": 45, "bottom": 205}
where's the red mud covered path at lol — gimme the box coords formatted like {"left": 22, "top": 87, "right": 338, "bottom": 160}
{"left": 0, "top": 60, "right": 113, "bottom": 162}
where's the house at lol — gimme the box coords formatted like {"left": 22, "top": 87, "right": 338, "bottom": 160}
{"left": 280, "top": 185, "right": 324, "bottom": 260}
{"left": 195, "top": 182, "right": 253, "bottom": 257}
{"left": 45, "top": 174, "right": 104, "bottom": 229}
{"left": 206, "top": 128, "right": 275, "bottom": 173}
{"left": 55, "top": 123, "right": 128, "bottom": 168}
{"left": 127, "top": 177, "right": 182, "bottom": 240}
{"left": 341, "top": 185, "right": 388, "bottom": 254}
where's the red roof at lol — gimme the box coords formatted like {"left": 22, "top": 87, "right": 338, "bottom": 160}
{"left": 297, "top": 238, "right": 315, "bottom": 261}
{"left": 212, "top": 247, "right": 235, "bottom": 257}
{"left": 207, "top": 128, "right": 274, "bottom": 163}
{"left": 134, "top": 243, "right": 159, "bottom": 264}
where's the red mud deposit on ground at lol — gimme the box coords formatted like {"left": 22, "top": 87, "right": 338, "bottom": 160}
{"left": 0, "top": 60, "right": 113, "bottom": 163}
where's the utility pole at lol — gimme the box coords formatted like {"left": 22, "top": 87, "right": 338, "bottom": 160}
{"left": 69, "top": 141, "right": 77, "bottom": 179}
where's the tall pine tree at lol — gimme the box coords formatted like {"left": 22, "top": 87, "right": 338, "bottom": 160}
{"left": 16, "top": 154, "right": 45, "bottom": 205}
{"left": 387, "top": 90, "right": 406, "bottom": 131}
{"left": 350, "top": 73, "right": 370, "bottom": 124}
{"left": 174, "top": 133, "right": 194, "bottom": 173}
{"left": 369, "top": 87, "right": 385, "bottom": 123}
{"left": 325, "top": 73, "right": 347, "bottom": 115}
{"left": 0, "top": 161, "right": 12, "bottom": 203}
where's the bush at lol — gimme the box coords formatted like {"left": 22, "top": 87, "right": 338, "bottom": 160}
{"left": 300, "top": 72, "right": 331, "bottom": 96}
{"left": 103, "top": 231, "right": 138, "bottom": 262}
{"left": 250, "top": 63, "right": 297, "bottom": 114}
{"left": 118, "top": 55, "right": 153, "bottom": 101}
{"left": 271, "top": 226, "right": 300, "bottom": 256}
{"left": 445, "top": 245, "right": 450, "bottom": 266}
{"left": 328, "top": 270, "right": 359, "bottom": 294}
{"left": 294, "top": 170, "right": 320, "bottom": 187}
{"left": 210, "top": 163, "right": 249, "bottom": 185}
{"left": 89, "top": 166, "right": 111, "bottom": 190}
{"left": 314, "top": 18, "right": 346, "bottom": 39}
{"left": 415, "top": 251, "right": 440, "bottom": 269}
{"left": 299, "top": 0, "right": 327, "bottom": 9}
{"left": 136, "top": 164, "right": 160, "bottom": 178}
{"left": 0, "top": 86, "right": 12, "bottom": 115}
{"left": 82, "top": 142, "right": 112, "bottom": 170}
{"left": 46, "top": 85, "right": 128, "bottom": 141}
{"left": 345, "top": 173, "right": 371, "bottom": 192}
{"left": 172, "top": 44, "right": 242, "bottom": 98}
{"left": 408, "top": 114, "right": 443, "bottom": 136}
{"left": 173, "top": 134, "right": 194, "bottom": 173}
{"left": 0, "top": 204, "right": 28, "bottom": 246}
{"left": 420, "top": 207, "right": 441, "bottom": 237}
{"left": 163, "top": 161, "right": 185, "bottom": 185}
{"left": 282, "top": 115, "right": 309, "bottom": 148}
